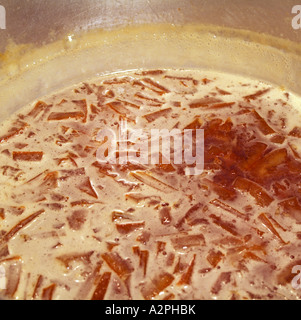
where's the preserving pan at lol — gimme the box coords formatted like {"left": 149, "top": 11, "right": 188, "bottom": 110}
{"left": 0, "top": 0, "right": 300, "bottom": 122}
{"left": 0, "top": 0, "right": 301, "bottom": 301}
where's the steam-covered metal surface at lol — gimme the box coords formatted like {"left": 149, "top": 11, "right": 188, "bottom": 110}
{"left": 0, "top": 0, "right": 300, "bottom": 52}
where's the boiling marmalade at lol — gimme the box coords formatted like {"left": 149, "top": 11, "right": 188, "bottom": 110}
{"left": 0, "top": 69, "right": 301, "bottom": 300}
